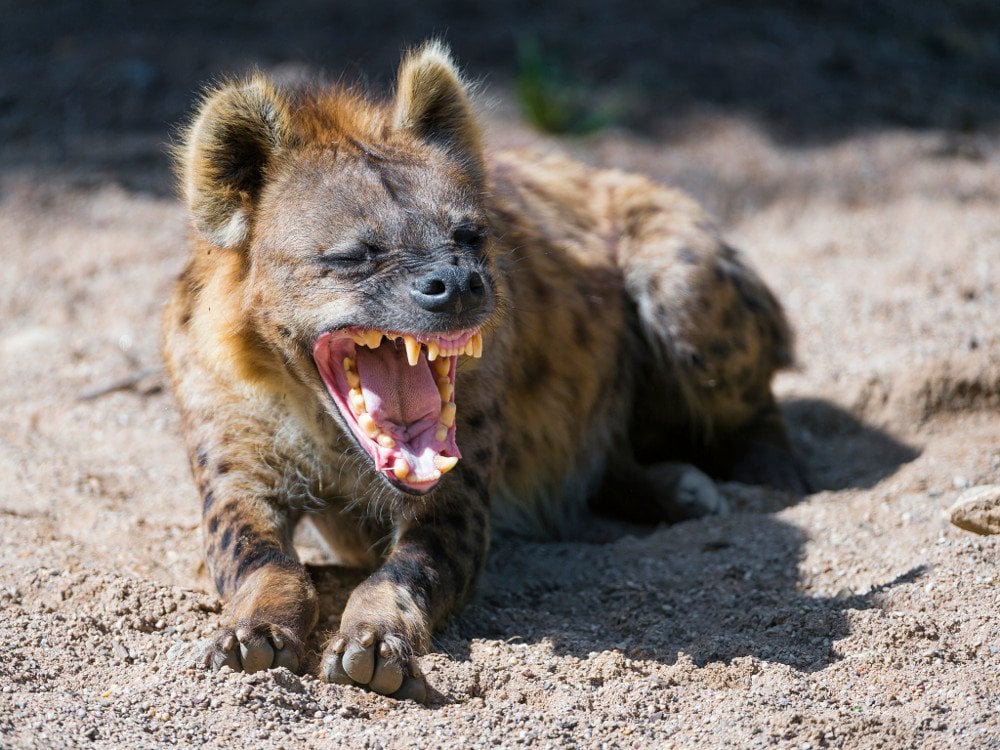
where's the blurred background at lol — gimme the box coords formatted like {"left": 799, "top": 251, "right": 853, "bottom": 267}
{"left": 2, "top": 0, "right": 999, "bottom": 195}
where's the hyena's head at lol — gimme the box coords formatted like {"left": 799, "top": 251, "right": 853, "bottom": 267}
{"left": 179, "top": 42, "right": 499, "bottom": 495}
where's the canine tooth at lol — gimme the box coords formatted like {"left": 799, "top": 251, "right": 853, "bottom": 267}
{"left": 435, "top": 424, "right": 449, "bottom": 442}
{"left": 434, "top": 455, "right": 459, "bottom": 474}
{"left": 377, "top": 434, "right": 396, "bottom": 448}
{"left": 403, "top": 335, "right": 420, "bottom": 366}
{"left": 464, "top": 339, "right": 475, "bottom": 356}
{"left": 427, "top": 341, "right": 440, "bottom": 361}
{"left": 433, "top": 357, "right": 451, "bottom": 377}
{"left": 358, "top": 413, "right": 378, "bottom": 438}
{"left": 351, "top": 332, "right": 366, "bottom": 346}
{"left": 437, "top": 377, "right": 453, "bottom": 402}
{"left": 393, "top": 458, "right": 410, "bottom": 479}
{"left": 440, "top": 402, "right": 456, "bottom": 427}
{"left": 364, "top": 330, "right": 383, "bottom": 349}
{"left": 471, "top": 332, "right": 483, "bottom": 358}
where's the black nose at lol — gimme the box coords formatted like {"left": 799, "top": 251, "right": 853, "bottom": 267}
{"left": 410, "top": 266, "right": 486, "bottom": 314}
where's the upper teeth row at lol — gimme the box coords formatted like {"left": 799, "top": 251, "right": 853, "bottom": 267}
{"left": 349, "top": 331, "right": 483, "bottom": 366}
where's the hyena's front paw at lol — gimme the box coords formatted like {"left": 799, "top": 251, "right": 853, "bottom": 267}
{"left": 320, "top": 626, "right": 427, "bottom": 701}
{"left": 203, "top": 620, "right": 304, "bottom": 674}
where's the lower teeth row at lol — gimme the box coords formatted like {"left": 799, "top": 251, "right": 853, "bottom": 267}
{"left": 342, "top": 354, "right": 457, "bottom": 482}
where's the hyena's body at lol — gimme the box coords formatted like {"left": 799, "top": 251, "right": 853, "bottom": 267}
{"left": 163, "top": 43, "right": 806, "bottom": 699}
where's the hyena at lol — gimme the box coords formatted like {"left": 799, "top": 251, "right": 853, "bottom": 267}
{"left": 163, "top": 42, "right": 808, "bottom": 700}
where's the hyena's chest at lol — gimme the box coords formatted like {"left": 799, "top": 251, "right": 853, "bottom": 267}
{"left": 484, "top": 249, "right": 636, "bottom": 532}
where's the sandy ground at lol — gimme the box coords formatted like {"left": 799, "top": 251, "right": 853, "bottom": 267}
{"left": 3, "top": 4, "right": 1000, "bottom": 749}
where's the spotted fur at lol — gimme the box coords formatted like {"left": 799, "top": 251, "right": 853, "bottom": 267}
{"left": 163, "top": 42, "right": 807, "bottom": 699}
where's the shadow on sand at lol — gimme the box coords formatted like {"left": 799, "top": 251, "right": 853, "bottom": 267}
{"left": 306, "top": 397, "right": 920, "bottom": 693}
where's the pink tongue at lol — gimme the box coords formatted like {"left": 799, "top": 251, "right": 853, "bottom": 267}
{"left": 355, "top": 341, "right": 439, "bottom": 428}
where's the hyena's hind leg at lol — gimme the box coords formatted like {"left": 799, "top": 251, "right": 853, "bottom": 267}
{"left": 612, "top": 180, "right": 811, "bottom": 503}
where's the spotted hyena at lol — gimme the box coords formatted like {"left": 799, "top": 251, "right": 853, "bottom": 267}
{"left": 163, "top": 42, "right": 808, "bottom": 700}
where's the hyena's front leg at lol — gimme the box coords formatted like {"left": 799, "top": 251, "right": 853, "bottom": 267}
{"left": 320, "top": 468, "right": 490, "bottom": 700}
{"left": 194, "top": 449, "right": 319, "bottom": 673}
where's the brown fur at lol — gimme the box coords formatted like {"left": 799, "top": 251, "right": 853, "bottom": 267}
{"left": 163, "top": 41, "right": 807, "bottom": 698}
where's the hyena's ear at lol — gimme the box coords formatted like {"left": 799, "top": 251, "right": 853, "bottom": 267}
{"left": 393, "top": 41, "right": 484, "bottom": 184}
{"left": 180, "top": 76, "right": 292, "bottom": 248}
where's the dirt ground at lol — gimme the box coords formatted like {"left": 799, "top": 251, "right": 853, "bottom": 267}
{"left": 2, "top": 3, "right": 1000, "bottom": 749}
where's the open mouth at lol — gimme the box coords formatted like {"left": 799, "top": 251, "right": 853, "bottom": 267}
{"left": 313, "top": 328, "right": 483, "bottom": 494}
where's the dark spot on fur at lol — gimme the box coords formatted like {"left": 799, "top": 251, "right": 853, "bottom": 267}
{"left": 214, "top": 573, "right": 226, "bottom": 594}
{"left": 216, "top": 461, "right": 231, "bottom": 475}
{"left": 235, "top": 543, "right": 296, "bottom": 584}
{"left": 473, "top": 447, "right": 492, "bottom": 465}
{"left": 278, "top": 326, "right": 292, "bottom": 339}
{"left": 466, "top": 411, "right": 485, "bottom": 430}
{"left": 677, "top": 248, "right": 699, "bottom": 265}
{"left": 202, "top": 489, "right": 215, "bottom": 513}
{"left": 381, "top": 549, "right": 434, "bottom": 603}
{"left": 709, "top": 340, "right": 734, "bottom": 361}
{"left": 655, "top": 302, "right": 668, "bottom": 320}
{"left": 220, "top": 527, "right": 233, "bottom": 551}
{"left": 233, "top": 525, "right": 253, "bottom": 558}
{"left": 195, "top": 446, "right": 209, "bottom": 468}
{"left": 645, "top": 276, "right": 661, "bottom": 295}
{"left": 179, "top": 311, "right": 192, "bottom": 327}
{"left": 395, "top": 593, "right": 412, "bottom": 614}
{"left": 208, "top": 516, "right": 219, "bottom": 534}
{"left": 572, "top": 311, "right": 592, "bottom": 347}
{"left": 528, "top": 273, "right": 551, "bottom": 303}
{"left": 721, "top": 307, "right": 739, "bottom": 330}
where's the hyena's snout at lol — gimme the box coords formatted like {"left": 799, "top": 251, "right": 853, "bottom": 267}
{"left": 410, "top": 264, "right": 489, "bottom": 315}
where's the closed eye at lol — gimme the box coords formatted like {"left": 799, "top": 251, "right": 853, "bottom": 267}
{"left": 318, "top": 242, "right": 378, "bottom": 266}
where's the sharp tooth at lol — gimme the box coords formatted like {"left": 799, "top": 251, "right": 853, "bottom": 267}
{"left": 471, "top": 332, "right": 483, "bottom": 358}
{"left": 437, "top": 376, "right": 453, "bottom": 402}
{"left": 440, "top": 402, "right": 456, "bottom": 427}
{"left": 364, "top": 330, "right": 383, "bottom": 349}
{"left": 393, "top": 458, "right": 410, "bottom": 479}
{"left": 427, "top": 341, "right": 440, "bottom": 361}
{"left": 464, "top": 339, "right": 475, "bottom": 356}
{"left": 345, "top": 368, "right": 361, "bottom": 389}
{"left": 434, "top": 455, "right": 459, "bottom": 474}
{"left": 377, "top": 434, "right": 396, "bottom": 448}
{"left": 435, "top": 424, "right": 448, "bottom": 442}
{"left": 403, "top": 336, "right": 421, "bottom": 366}
{"left": 350, "top": 388, "right": 366, "bottom": 414}
{"left": 358, "top": 413, "right": 378, "bottom": 438}
{"left": 433, "top": 357, "right": 451, "bottom": 377}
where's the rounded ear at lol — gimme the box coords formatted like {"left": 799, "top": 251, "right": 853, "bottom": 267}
{"left": 179, "top": 76, "right": 292, "bottom": 248}
{"left": 393, "top": 41, "right": 484, "bottom": 185}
